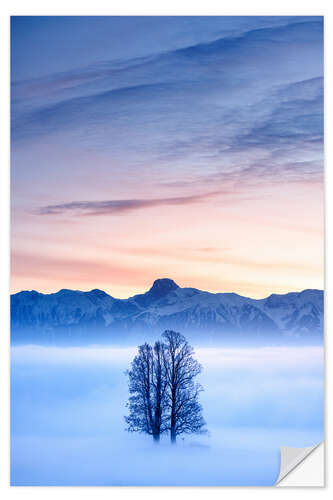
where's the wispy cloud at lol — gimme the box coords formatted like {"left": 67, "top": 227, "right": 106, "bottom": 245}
{"left": 11, "top": 19, "right": 323, "bottom": 187}
{"left": 36, "top": 191, "right": 221, "bottom": 216}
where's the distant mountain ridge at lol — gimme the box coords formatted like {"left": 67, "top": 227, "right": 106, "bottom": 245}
{"left": 11, "top": 278, "right": 324, "bottom": 344}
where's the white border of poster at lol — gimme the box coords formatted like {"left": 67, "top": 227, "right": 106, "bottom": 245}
{"left": 0, "top": 1, "right": 331, "bottom": 498}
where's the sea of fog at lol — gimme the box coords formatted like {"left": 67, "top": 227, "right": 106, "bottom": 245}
{"left": 11, "top": 344, "right": 324, "bottom": 486}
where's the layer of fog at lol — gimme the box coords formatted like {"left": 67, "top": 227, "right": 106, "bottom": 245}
{"left": 11, "top": 345, "right": 324, "bottom": 486}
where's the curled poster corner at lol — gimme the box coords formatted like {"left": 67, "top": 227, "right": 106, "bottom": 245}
{"left": 275, "top": 442, "right": 324, "bottom": 486}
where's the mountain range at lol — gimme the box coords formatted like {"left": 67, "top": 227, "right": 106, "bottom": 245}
{"left": 11, "top": 278, "right": 324, "bottom": 345}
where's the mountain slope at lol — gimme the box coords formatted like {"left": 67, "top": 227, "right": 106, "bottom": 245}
{"left": 11, "top": 278, "right": 324, "bottom": 344}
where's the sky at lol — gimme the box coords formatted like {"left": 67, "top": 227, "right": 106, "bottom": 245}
{"left": 10, "top": 16, "right": 324, "bottom": 298}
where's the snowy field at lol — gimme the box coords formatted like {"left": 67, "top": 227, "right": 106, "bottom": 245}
{"left": 11, "top": 344, "right": 324, "bottom": 486}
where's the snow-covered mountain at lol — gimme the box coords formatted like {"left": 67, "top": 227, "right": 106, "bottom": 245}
{"left": 11, "top": 278, "right": 324, "bottom": 344}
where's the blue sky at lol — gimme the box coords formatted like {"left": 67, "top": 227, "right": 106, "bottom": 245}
{"left": 11, "top": 16, "right": 324, "bottom": 297}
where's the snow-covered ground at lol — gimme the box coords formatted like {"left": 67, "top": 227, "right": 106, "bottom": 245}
{"left": 10, "top": 344, "right": 324, "bottom": 486}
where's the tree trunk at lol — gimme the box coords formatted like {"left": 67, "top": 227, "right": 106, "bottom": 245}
{"left": 153, "top": 433, "right": 160, "bottom": 443}
{"left": 170, "top": 384, "right": 177, "bottom": 444}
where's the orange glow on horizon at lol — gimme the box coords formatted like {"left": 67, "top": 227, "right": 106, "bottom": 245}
{"left": 11, "top": 178, "right": 324, "bottom": 299}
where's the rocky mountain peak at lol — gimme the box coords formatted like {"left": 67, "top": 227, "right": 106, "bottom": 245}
{"left": 149, "top": 278, "right": 179, "bottom": 296}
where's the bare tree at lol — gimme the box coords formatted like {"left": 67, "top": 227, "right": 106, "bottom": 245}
{"left": 162, "top": 330, "right": 206, "bottom": 444}
{"left": 125, "top": 331, "right": 206, "bottom": 444}
{"left": 125, "top": 342, "right": 168, "bottom": 442}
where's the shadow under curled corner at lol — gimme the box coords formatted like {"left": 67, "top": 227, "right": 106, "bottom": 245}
{"left": 275, "top": 442, "right": 324, "bottom": 487}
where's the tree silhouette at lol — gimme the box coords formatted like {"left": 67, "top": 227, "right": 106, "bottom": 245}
{"left": 125, "top": 342, "right": 168, "bottom": 442}
{"left": 125, "top": 331, "right": 206, "bottom": 443}
{"left": 162, "top": 330, "right": 206, "bottom": 443}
